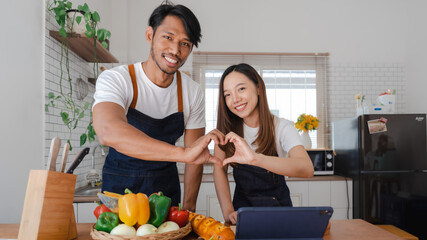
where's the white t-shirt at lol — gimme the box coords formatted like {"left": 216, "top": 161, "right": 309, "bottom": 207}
{"left": 93, "top": 62, "right": 205, "bottom": 130}
{"left": 243, "top": 115, "right": 302, "bottom": 157}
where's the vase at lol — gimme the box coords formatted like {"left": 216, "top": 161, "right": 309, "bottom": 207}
{"left": 66, "top": 10, "right": 86, "bottom": 35}
{"left": 300, "top": 131, "right": 312, "bottom": 149}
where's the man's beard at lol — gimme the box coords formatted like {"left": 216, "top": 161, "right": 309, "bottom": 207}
{"left": 151, "top": 46, "right": 185, "bottom": 75}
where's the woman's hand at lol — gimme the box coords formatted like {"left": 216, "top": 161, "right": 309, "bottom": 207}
{"left": 222, "top": 132, "right": 258, "bottom": 166}
{"left": 227, "top": 211, "right": 238, "bottom": 225}
{"left": 184, "top": 129, "right": 226, "bottom": 165}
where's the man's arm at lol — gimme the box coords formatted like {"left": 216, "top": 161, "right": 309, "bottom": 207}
{"left": 182, "top": 128, "right": 205, "bottom": 211}
{"left": 93, "top": 102, "right": 221, "bottom": 163}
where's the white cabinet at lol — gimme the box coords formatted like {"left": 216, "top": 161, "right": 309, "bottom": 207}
{"left": 74, "top": 202, "right": 98, "bottom": 223}
{"left": 181, "top": 182, "right": 235, "bottom": 222}
{"left": 287, "top": 179, "right": 353, "bottom": 220}
{"left": 195, "top": 179, "right": 352, "bottom": 222}
{"left": 287, "top": 181, "right": 309, "bottom": 207}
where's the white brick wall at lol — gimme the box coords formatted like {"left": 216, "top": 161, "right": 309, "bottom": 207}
{"left": 328, "top": 62, "right": 406, "bottom": 124}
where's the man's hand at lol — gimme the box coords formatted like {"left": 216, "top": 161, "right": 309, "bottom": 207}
{"left": 183, "top": 129, "right": 226, "bottom": 165}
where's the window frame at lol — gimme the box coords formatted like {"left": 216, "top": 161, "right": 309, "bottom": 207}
{"left": 192, "top": 52, "right": 329, "bottom": 149}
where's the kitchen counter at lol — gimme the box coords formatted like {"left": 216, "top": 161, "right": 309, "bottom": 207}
{"left": 0, "top": 219, "right": 404, "bottom": 239}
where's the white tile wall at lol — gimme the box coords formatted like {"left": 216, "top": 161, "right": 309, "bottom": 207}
{"left": 45, "top": 10, "right": 121, "bottom": 188}
{"left": 328, "top": 62, "right": 406, "bottom": 123}
{"left": 321, "top": 62, "right": 407, "bottom": 147}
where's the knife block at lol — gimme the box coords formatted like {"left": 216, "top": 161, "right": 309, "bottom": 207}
{"left": 18, "top": 170, "right": 77, "bottom": 240}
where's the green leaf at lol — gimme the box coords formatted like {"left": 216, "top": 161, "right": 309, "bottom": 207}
{"left": 66, "top": 139, "right": 72, "bottom": 151}
{"left": 60, "top": 112, "right": 69, "bottom": 124}
{"left": 101, "top": 41, "right": 108, "bottom": 49}
{"left": 85, "top": 23, "right": 92, "bottom": 32}
{"left": 53, "top": 7, "right": 61, "bottom": 16}
{"left": 97, "top": 30, "right": 104, "bottom": 41}
{"left": 84, "top": 12, "right": 91, "bottom": 22}
{"left": 59, "top": 27, "right": 67, "bottom": 37}
{"left": 84, "top": 103, "right": 90, "bottom": 110}
{"left": 85, "top": 31, "right": 92, "bottom": 38}
{"left": 88, "top": 126, "right": 96, "bottom": 142}
{"left": 48, "top": 92, "right": 55, "bottom": 99}
{"left": 66, "top": 1, "right": 72, "bottom": 9}
{"left": 58, "top": 9, "right": 66, "bottom": 17}
{"left": 88, "top": 133, "right": 95, "bottom": 143}
{"left": 82, "top": 3, "right": 90, "bottom": 12}
{"left": 92, "top": 11, "right": 100, "bottom": 22}
{"left": 80, "top": 133, "right": 87, "bottom": 146}
{"left": 45, "top": 104, "right": 49, "bottom": 113}
{"left": 73, "top": 119, "right": 78, "bottom": 129}
{"left": 75, "top": 108, "right": 80, "bottom": 115}
{"left": 76, "top": 16, "right": 82, "bottom": 24}
{"left": 78, "top": 111, "right": 85, "bottom": 119}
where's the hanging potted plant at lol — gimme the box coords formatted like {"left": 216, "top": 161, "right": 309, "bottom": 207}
{"left": 66, "top": 9, "right": 86, "bottom": 35}
{"left": 77, "top": 3, "right": 111, "bottom": 80}
{"left": 45, "top": 0, "right": 111, "bottom": 150}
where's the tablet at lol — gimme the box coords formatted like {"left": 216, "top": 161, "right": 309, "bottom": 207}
{"left": 235, "top": 206, "right": 333, "bottom": 240}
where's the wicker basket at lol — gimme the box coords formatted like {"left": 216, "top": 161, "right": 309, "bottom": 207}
{"left": 90, "top": 222, "right": 192, "bottom": 240}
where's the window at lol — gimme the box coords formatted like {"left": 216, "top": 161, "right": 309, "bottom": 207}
{"left": 193, "top": 52, "right": 329, "bottom": 150}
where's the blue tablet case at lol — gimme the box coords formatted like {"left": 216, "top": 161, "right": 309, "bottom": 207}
{"left": 235, "top": 206, "right": 333, "bottom": 240}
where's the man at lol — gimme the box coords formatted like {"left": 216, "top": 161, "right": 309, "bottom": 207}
{"left": 93, "top": 2, "right": 223, "bottom": 211}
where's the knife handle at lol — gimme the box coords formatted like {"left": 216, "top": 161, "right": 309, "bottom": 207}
{"left": 66, "top": 147, "right": 90, "bottom": 174}
{"left": 60, "top": 142, "right": 70, "bottom": 173}
{"left": 47, "top": 137, "right": 61, "bottom": 171}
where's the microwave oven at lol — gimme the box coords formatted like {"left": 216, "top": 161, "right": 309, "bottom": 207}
{"left": 306, "top": 149, "right": 334, "bottom": 175}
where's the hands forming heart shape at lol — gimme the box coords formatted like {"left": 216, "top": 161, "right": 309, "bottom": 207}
{"left": 188, "top": 129, "right": 257, "bottom": 166}
{"left": 222, "top": 132, "right": 258, "bottom": 166}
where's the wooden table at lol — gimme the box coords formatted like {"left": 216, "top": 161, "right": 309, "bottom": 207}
{"left": 0, "top": 219, "right": 404, "bottom": 240}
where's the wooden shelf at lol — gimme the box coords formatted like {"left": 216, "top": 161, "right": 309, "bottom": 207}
{"left": 49, "top": 30, "right": 118, "bottom": 63}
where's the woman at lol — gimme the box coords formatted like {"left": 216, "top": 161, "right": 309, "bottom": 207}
{"left": 214, "top": 63, "right": 314, "bottom": 224}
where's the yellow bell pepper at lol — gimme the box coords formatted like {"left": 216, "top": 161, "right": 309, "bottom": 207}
{"left": 118, "top": 188, "right": 150, "bottom": 226}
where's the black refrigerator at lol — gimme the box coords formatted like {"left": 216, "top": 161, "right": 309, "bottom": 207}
{"left": 332, "top": 114, "right": 427, "bottom": 239}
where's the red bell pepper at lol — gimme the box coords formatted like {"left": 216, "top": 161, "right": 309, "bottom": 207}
{"left": 94, "top": 201, "right": 112, "bottom": 219}
{"left": 167, "top": 203, "right": 189, "bottom": 228}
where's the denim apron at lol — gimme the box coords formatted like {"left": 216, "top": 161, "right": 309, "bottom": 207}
{"left": 102, "top": 64, "right": 184, "bottom": 206}
{"left": 232, "top": 163, "right": 293, "bottom": 210}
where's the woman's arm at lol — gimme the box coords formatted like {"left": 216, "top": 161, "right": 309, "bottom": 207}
{"left": 255, "top": 145, "right": 314, "bottom": 178}
{"left": 223, "top": 132, "right": 314, "bottom": 178}
{"left": 213, "top": 146, "right": 237, "bottom": 223}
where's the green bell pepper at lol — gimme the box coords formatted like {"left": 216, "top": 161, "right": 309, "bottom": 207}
{"left": 94, "top": 212, "right": 119, "bottom": 233}
{"left": 148, "top": 191, "right": 171, "bottom": 227}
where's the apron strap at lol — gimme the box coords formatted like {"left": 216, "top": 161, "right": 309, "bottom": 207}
{"left": 128, "top": 64, "right": 138, "bottom": 109}
{"left": 177, "top": 71, "right": 183, "bottom": 113}
{"left": 128, "top": 65, "right": 183, "bottom": 112}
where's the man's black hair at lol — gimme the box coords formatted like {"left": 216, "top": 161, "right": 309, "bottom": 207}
{"left": 148, "top": 1, "right": 202, "bottom": 48}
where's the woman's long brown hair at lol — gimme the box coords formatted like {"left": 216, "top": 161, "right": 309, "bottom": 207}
{"left": 217, "top": 63, "right": 277, "bottom": 158}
